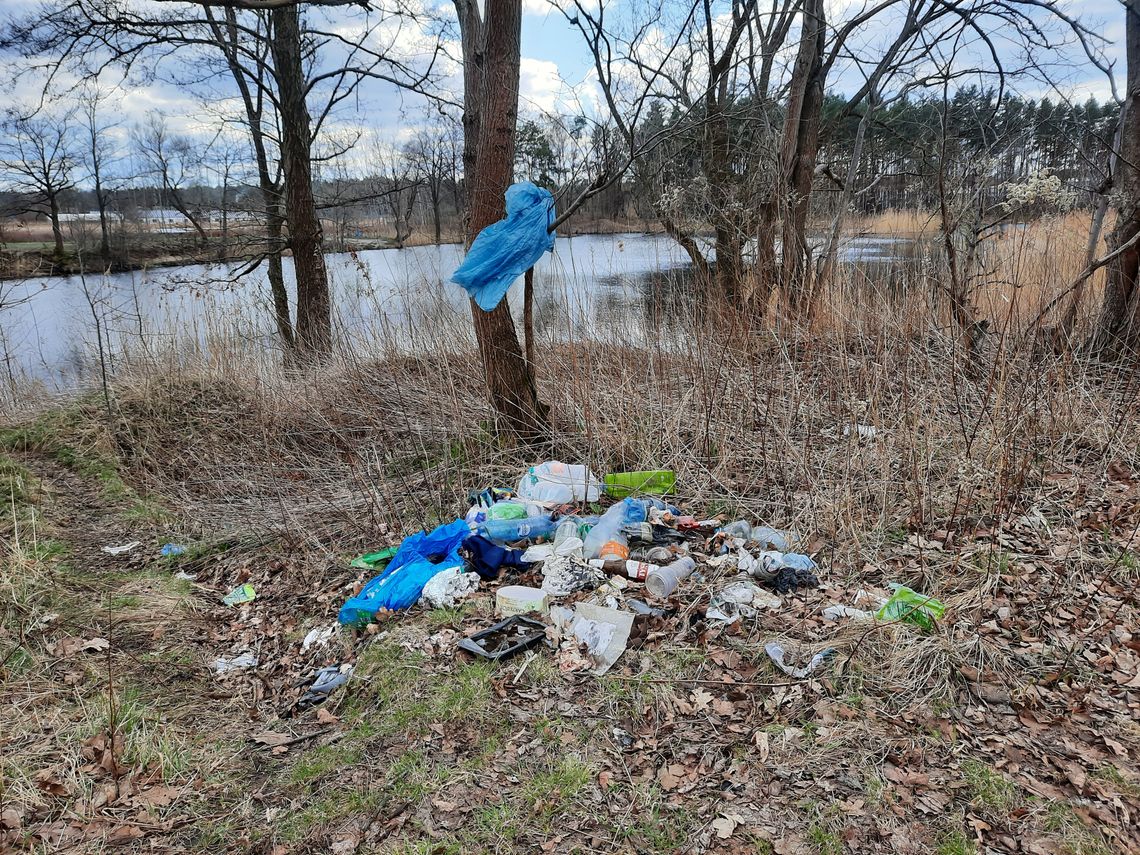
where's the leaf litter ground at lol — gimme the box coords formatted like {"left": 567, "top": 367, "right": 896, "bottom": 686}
{"left": 2, "top": 448, "right": 1139, "bottom": 855}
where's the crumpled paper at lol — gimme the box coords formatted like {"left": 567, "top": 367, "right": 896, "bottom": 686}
{"left": 421, "top": 568, "right": 481, "bottom": 608}
{"left": 524, "top": 537, "right": 601, "bottom": 597}
{"left": 549, "top": 603, "right": 633, "bottom": 675}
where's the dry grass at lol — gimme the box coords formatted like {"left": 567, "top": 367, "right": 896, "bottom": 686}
{"left": 2, "top": 213, "right": 1139, "bottom": 852}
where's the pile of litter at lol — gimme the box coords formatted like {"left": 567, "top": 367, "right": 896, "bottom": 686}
{"left": 330, "top": 461, "right": 946, "bottom": 680}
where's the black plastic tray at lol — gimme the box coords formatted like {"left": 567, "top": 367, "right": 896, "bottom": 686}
{"left": 457, "top": 615, "right": 548, "bottom": 661}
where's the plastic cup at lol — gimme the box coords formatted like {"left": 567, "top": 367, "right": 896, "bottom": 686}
{"left": 645, "top": 556, "right": 696, "bottom": 599}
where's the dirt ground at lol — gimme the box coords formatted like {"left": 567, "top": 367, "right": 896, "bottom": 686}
{"left": 2, "top": 380, "right": 1139, "bottom": 855}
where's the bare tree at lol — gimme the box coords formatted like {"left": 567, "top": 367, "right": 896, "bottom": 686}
{"left": 0, "top": 109, "right": 76, "bottom": 259}
{"left": 204, "top": 133, "right": 247, "bottom": 259}
{"left": 77, "top": 86, "right": 120, "bottom": 264}
{"left": 375, "top": 141, "right": 423, "bottom": 248}
{"left": 571, "top": 0, "right": 1102, "bottom": 317}
{"left": 198, "top": 6, "right": 293, "bottom": 351}
{"left": 2, "top": 0, "right": 447, "bottom": 360}
{"left": 404, "top": 117, "right": 460, "bottom": 245}
{"left": 134, "top": 114, "right": 210, "bottom": 247}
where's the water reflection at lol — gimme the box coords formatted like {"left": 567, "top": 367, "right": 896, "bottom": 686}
{"left": 0, "top": 232, "right": 920, "bottom": 393}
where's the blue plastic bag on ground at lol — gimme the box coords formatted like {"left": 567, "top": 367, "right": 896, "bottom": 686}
{"left": 338, "top": 519, "right": 471, "bottom": 626}
{"left": 451, "top": 181, "right": 555, "bottom": 311}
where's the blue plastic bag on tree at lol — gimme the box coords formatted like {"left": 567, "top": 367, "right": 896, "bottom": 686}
{"left": 338, "top": 519, "right": 471, "bottom": 626}
{"left": 451, "top": 181, "right": 555, "bottom": 311}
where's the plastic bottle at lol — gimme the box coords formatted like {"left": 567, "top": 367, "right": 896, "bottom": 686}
{"left": 587, "top": 558, "right": 661, "bottom": 581}
{"left": 554, "top": 518, "right": 580, "bottom": 549}
{"left": 630, "top": 545, "right": 674, "bottom": 563}
{"left": 749, "top": 525, "right": 798, "bottom": 552}
{"left": 582, "top": 499, "right": 646, "bottom": 560}
{"left": 645, "top": 556, "right": 697, "bottom": 599}
{"left": 720, "top": 520, "right": 752, "bottom": 539}
{"left": 603, "top": 470, "right": 676, "bottom": 498}
{"left": 477, "top": 517, "right": 557, "bottom": 544}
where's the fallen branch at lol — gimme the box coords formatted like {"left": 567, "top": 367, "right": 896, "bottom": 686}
{"left": 606, "top": 675, "right": 799, "bottom": 688}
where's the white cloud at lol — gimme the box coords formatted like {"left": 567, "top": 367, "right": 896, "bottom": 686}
{"left": 519, "top": 56, "right": 565, "bottom": 113}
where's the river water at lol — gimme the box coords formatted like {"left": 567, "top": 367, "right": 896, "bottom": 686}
{"left": 0, "top": 233, "right": 909, "bottom": 393}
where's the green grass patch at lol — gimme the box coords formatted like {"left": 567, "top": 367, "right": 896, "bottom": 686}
{"left": 426, "top": 603, "right": 474, "bottom": 630}
{"left": 0, "top": 406, "right": 151, "bottom": 510}
{"left": 610, "top": 785, "right": 699, "bottom": 851}
{"left": 346, "top": 641, "right": 494, "bottom": 738}
{"left": 1043, "top": 802, "right": 1113, "bottom": 855}
{"left": 0, "top": 453, "right": 40, "bottom": 515}
{"left": 961, "top": 759, "right": 1021, "bottom": 816}
{"left": 522, "top": 754, "right": 592, "bottom": 820}
{"left": 280, "top": 748, "right": 448, "bottom": 844}
{"left": 935, "top": 827, "right": 977, "bottom": 855}
{"left": 1092, "top": 762, "right": 1140, "bottom": 796}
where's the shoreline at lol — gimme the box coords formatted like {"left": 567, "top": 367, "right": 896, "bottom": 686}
{"left": 0, "top": 222, "right": 665, "bottom": 283}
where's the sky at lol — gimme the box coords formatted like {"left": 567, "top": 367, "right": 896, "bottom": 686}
{"left": 0, "top": 0, "right": 1131, "bottom": 182}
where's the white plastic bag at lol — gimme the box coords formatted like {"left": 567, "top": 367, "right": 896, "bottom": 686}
{"left": 518, "top": 461, "right": 602, "bottom": 504}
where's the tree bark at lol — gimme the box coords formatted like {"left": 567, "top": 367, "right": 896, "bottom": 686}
{"left": 95, "top": 187, "right": 111, "bottom": 262}
{"left": 431, "top": 182, "right": 442, "bottom": 244}
{"left": 462, "top": 0, "right": 548, "bottom": 438}
{"left": 456, "top": 0, "right": 484, "bottom": 236}
{"left": 89, "top": 121, "right": 111, "bottom": 261}
{"left": 523, "top": 266, "right": 535, "bottom": 367}
{"left": 780, "top": 0, "right": 825, "bottom": 314}
{"left": 1093, "top": 0, "right": 1140, "bottom": 356}
{"left": 271, "top": 4, "right": 331, "bottom": 357}
{"left": 661, "top": 214, "right": 710, "bottom": 278}
{"left": 48, "top": 192, "right": 65, "bottom": 258}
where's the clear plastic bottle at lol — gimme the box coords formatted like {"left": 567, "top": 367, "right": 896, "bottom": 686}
{"left": 554, "top": 518, "right": 580, "bottom": 548}
{"left": 582, "top": 499, "right": 646, "bottom": 560}
{"left": 477, "top": 517, "right": 557, "bottom": 544}
{"left": 720, "top": 520, "right": 752, "bottom": 539}
{"left": 749, "top": 526, "right": 798, "bottom": 552}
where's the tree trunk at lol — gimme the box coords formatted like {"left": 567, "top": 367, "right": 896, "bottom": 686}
{"left": 271, "top": 4, "right": 331, "bottom": 357}
{"left": 93, "top": 178, "right": 110, "bottom": 262}
{"left": 463, "top": 0, "right": 547, "bottom": 438}
{"left": 714, "top": 226, "right": 744, "bottom": 302}
{"left": 166, "top": 188, "right": 209, "bottom": 249}
{"left": 456, "top": 0, "right": 484, "bottom": 236}
{"left": 703, "top": 75, "right": 741, "bottom": 301}
{"left": 431, "top": 183, "right": 442, "bottom": 244}
{"left": 265, "top": 200, "right": 295, "bottom": 352}
{"left": 48, "top": 193, "right": 64, "bottom": 258}
{"left": 818, "top": 96, "right": 874, "bottom": 287}
{"left": 205, "top": 6, "right": 294, "bottom": 355}
{"left": 523, "top": 266, "right": 535, "bottom": 366}
{"left": 661, "top": 214, "right": 710, "bottom": 278}
{"left": 780, "top": 0, "right": 825, "bottom": 314}
{"left": 753, "top": 205, "right": 778, "bottom": 311}
{"left": 1093, "top": 0, "right": 1140, "bottom": 356}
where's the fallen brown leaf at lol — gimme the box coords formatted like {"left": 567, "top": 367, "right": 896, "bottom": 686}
{"left": 712, "top": 814, "right": 739, "bottom": 839}
{"left": 251, "top": 731, "right": 291, "bottom": 747}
